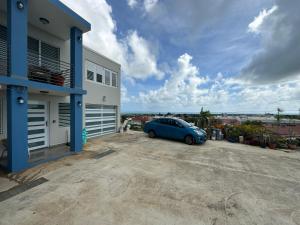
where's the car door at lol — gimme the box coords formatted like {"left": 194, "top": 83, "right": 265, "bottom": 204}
{"left": 168, "top": 119, "right": 186, "bottom": 140}
{"left": 155, "top": 118, "right": 169, "bottom": 138}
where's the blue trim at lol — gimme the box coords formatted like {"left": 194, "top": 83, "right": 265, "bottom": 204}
{"left": 70, "top": 28, "right": 83, "bottom": 152}
{"left": 7, "top": 86, "right": 29, "bottom": 172}
{"left": 71, "top": 27, "right": 83, "bottom": 89}
{"left": 48, "top": 0, "right": 91, "bottom": 32}
{"left": 0, "top": 76, "right": 87, "bottom": 95}
{"left": 7, "top": 0, "right": 29, "bottom": 173}
{"left": 70, "top": 94, "right": 83, "bottom": 152}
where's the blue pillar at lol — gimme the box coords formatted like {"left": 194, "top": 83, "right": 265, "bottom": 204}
{"left": 70, "top": 27, "right": 83, "bottom": 152}
{"left": 7, "top": 0, "right": 28, "bottom": 172}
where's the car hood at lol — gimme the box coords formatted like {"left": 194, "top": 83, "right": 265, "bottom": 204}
{"left": 190, "top": 126, "right": 207, "bottom": 135}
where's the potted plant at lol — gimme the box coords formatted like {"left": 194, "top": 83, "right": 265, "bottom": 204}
{"left": 277, "top": 138, "right": 288, "bottom": 149}
{"left": 268, "top": 135, "right": 278, "bottom": 149}
{"left": 287, "top": 139, "right": 298, "bottom": 150}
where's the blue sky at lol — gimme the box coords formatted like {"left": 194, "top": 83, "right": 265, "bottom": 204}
{"left": 62, "top": 0, "right": 300, "bottom": 114}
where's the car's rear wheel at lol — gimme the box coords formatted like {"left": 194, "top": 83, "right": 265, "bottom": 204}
{"left": 185, "top": 135, "right": 194, "bottom": 145}
{"left": 148, "top": 130, "right": 156, "bottom": 138}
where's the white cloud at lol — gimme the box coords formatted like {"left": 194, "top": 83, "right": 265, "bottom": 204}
{"left": 144, "top": 0, "right": 159, "bottom": 12}
{"left": 125, "top": 31, "right": 163, "bottom": 80}
{"left": 138, "top": 53, "right": 209, "bottom": 109}
{"left": 248, "top": 5, "right": 278, "bottom": 34}
{"left": 60, "top": 0, "right": 163, "bottom": 80}
{"left": 127, "top": 0, "right": 138, "bottom": 9}
{"left": 129, "top": 53, "right": 300, "bottom": 113}
{"left": 243, "top": 0, "right": 300, "bottom": 83}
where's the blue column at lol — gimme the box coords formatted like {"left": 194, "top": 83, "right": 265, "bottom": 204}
{"left": 7, "top": 0, "right": 28, "bottom": 172}
{"left": 70, "top": 27, "right": 83, "bottom": 152}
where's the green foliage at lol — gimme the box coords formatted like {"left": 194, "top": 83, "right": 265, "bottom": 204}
{"left": 226, "top": 124, "right": 266, "bottom": 140}
{"left": 197, "top": 107, "right": 213, "bottom": 128}
{"left": 243, "top": 120, "right": 263, "bottom": 126}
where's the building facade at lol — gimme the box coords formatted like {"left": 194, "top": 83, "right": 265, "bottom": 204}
{"left": 0, "top": 0, "right": 121, "bottom": 172}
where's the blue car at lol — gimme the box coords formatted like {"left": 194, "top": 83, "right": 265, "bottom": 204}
{"left": 144, "top": 118, "right": 207, "bottom": 145}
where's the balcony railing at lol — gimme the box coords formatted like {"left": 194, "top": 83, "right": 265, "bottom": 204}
{"left": 28, "top": 51, "right": 72, "bottom": 88}
{"left": 0, "top": 48, "right": 72, "bottom": 88}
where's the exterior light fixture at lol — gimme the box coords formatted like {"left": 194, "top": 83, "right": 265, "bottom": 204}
{"left": 16, "top": 1, "right": 24, "bottom": 10}
{"left": 17, "top": 97, "right": 25, "bottom": 104}
{"left": 77, "top": 101, "right": 82, "bottom": 107}
{"left": 102, "top": 96, "right": 106, "bottom": 102}
{"left": 77, "top": 36, "right": 82, "bottom": 41}
{"left": 39, "top": 17, "right": 50, "bottom": 25}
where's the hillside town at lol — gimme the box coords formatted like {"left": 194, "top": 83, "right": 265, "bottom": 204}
{"left": 123, "top": 110, "right": 300, "bottom": 150}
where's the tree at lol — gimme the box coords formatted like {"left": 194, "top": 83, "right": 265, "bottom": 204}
{"left": 197, "top": 107, "right": 212, "bottom": 128}
{"left": 276, "top": 108, "right": 283, "bottom": 125}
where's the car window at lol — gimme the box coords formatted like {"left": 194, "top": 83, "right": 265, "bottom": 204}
{"left": 176, "top": 119, "right": 192, "bottom": 128}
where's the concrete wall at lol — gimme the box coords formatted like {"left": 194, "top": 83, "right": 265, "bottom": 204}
{"left": 83, "top": 47, "right": 121, "bottom": 128}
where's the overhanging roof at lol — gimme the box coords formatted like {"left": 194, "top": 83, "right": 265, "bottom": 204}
{"left": 1, "top": 0, "right": 91, "bottom": 40}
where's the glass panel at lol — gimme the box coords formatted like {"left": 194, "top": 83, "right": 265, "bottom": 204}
{"left": 28, "top": 129, "right": 45, "bottom": 135}
{"left": 86, "top": 113, "right": 101, "bottom": 118}
{"left": 28, "top": 104, "right": 45, "bottom": 109}
{"left": 112, "top": 73, "right": 117, "bottom": 87}
{"left": 28, "top": 141, "right": 45, "bottom": 148}
{"left": 105, "top": 70, "right": 110, "bottom": 85}
{"left": 28, "top": 117, "right": 45, "bottom": 122}
{"left": 41, "top": 42, "right": 60, "bottom": 73}
{"left": 87, "top": 70, "right": 94, "bottom": 81}
{"left": 96, "top": 73, "right": 103, "bottom": 83}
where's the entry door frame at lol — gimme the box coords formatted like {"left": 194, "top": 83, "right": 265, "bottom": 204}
{"left": 28, "top": 100, "right": 50, "bottom": 152}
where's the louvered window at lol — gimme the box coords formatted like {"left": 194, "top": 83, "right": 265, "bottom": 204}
{"left": 59, "top": 103, "right": 70, "bottom": 127}
{"left": 0, "top": 97, "right": 4, "bottom": 135}
{"left": 0, "top": 25, "right": 7, "bottom": 75}
{"left": 41, "top": 42, "right": 60, "bottom": 72}
{"left": 28, "top": 37, "right": 39, "bottom": 67}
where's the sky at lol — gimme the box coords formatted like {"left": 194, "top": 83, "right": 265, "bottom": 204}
{"left": 61, "top": 0, "right": 300, "bottom": 114}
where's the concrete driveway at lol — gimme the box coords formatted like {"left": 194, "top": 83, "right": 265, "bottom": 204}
{"left": 0, "top": 131, "right": 300, "bottom": 225}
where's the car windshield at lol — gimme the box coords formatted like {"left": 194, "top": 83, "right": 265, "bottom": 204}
{"left": 176, "top": 119, "right": 192, "bottom": 128}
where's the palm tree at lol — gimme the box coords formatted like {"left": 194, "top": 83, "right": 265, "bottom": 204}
{"left": 276, "top": 108, "right": 283, "bottom": 125}
{"left": 197, "top": 107, "right": 212, "bottom": 128}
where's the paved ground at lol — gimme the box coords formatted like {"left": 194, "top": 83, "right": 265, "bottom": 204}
{"left": 0, "top": 131, "right": 300, "bottom": 225}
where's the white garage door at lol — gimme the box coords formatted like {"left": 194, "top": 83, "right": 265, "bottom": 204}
{"left": 85, "top": 104, "right": 117, "bottom": 139}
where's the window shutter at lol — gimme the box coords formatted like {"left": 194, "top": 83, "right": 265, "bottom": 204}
{"left": 59, "top": 103, "right": 70, "bottom": 127}
{"left": 0, "top": 25, "right": 7, "bottom": 75}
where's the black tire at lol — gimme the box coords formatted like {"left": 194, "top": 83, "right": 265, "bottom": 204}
{"left": 148, "top": 130, "right": 156, "bottom": 138}
{"left": 185, "top": 135, "right": 194, "bottom": 145}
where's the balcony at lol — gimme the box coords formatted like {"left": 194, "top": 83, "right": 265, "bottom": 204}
{"left": 28, "top": 51, "right": 72, "bottom": 88}
{"left": 0, "top": 48, "right": 72, "bottom": 88}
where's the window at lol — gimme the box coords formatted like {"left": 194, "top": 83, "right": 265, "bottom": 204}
{"left": 0, "top": 97, "right": 3, "bottom": 135}
{"left": 96, "top": 73, "right": 103, "bottom": 83}
{"left": 87, "top": 70, "right": 94, "bottom": 81}
{"left": 41, "top": 42, "right": 60, "bottom": 72}
{"left": 112, "top": 73, "right": 117, "bottom": 87}
{"left": 105, "top": 70, "right": 110, "bottom": 85}
{"left": 0, "top": 25, "right": 8, "bottom": 75}
{"left": 59, "top": 103, "right": 70, "bottom": 127}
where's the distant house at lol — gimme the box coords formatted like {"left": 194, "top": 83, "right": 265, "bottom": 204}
{"left": 264, "top": 124, "right": 300, "bottom": 138}
{"left": 131, "top": 116, "right": 153, "bottom": 125}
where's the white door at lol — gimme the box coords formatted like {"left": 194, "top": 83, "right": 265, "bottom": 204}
{"left": 85, "top": 104, "right": 117, "bottom": 139}
{"left": 28, "top": 101, "right": 49, "bottom": 152}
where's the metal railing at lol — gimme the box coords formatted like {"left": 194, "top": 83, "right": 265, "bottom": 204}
{"left": 0, "top": 48, "right": 72, "bottom": 88}
{"left": 28, "top": 51, "right": 72, "bottom": 88}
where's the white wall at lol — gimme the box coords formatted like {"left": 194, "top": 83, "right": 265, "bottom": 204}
{"left": 83, "top": 47, "right": 121, "bottom": 128}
